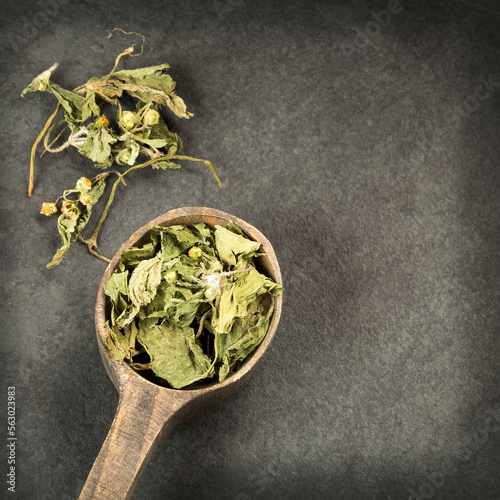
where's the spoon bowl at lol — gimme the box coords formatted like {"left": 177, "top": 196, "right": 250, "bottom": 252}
{"left": 78, "top": 207, "right": 283, "bottom": 500}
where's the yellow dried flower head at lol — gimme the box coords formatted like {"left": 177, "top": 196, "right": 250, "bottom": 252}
{"left": 165, "top": 271, "right": 178, "bottom": 284}
{"left": 79, "top": 193, "right": 92, "bottom": 205}
{"left": 75, "top": 177, "right": 92, "bottom": 192}
{"left": 188, "top": 246, "right": 203, "bottom": 260}
{"left": 40, "top": 202, "right": 58, "bottom": 216}
{"left": 98, "top": 115, "right": 109, "bottom": 127}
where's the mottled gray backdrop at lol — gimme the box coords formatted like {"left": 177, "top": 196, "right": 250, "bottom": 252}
{"left": 1, "top": 0, "right": 499, "bottom": 498}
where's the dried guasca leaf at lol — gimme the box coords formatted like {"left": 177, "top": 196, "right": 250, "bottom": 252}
{"left": 137, "top": 322, "right": 213, "bottom": 389}
{"left": 103, "top": 222, "right": 283, "bottom": 388}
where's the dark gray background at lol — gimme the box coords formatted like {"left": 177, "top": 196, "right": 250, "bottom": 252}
{"left": 1, "top": 0, "right": 499, "bottom": 499}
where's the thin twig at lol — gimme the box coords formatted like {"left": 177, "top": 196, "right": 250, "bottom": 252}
{"left": 28, "top": 103, "right": 61, "bottom": 197}
{"left": 78, "top": 235, "right": 110, "bottom": 262}
{"left": 202, "top": 329, "right": 218, "bottom": 379}
{"left": 84, "top": 157, "right": 168, "bottom": 254}
{"left": 170, "top": 154, "right": 222, "bottom": 188}
{"left": 107, "top": 29, "right": 145, "bottom": 75}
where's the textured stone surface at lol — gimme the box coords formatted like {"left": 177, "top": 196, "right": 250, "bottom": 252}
{"left": 1, "top": 0, "right": 499, "bottom": 498}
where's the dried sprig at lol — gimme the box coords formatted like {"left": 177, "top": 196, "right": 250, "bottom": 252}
{"left": 22, "top": 31, "right": 221, "bottom": 268}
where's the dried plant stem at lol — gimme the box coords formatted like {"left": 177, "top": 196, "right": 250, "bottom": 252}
{"left": 109, "top": 47, "right": 134, "bottom": 76}
{"left": 28, "top": 80, "right": 87, "bottom": 197}
{"left": 43, "top": 125, "right": 88, "bottom": 153}
{"left": 129, "top": 362, "right": 151, "bottom": 371}
{"left": 83, "top": 157, "right": 166, "bottom": 256}
{"left": 107, "top": 28, "right": 145, "bottom": 66}
{"left": 202, "top": 330, "right": 218, "bottom": 380}
{"left": 27, "top": 103, "right": 61, "bottom": 197}
{"left": 84, "top": 155, "right": 221, "bottom": 258}
{"left": 170, "top": 155, "right": 222, "bottom": 188}
{"left": 41, "top": 120, "right": 67, "bottom": 157}
{"left": 78, "top": 235, "right": 111, "bottom": 262}
{"left": 107, "top": 29, "right": 145, "bottom": 75}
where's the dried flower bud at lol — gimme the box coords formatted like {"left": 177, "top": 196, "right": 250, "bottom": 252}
{"left": 120, "top": 111, "right": 136, "bottom": 130}
{"left": 79, "top": 193, "right": 92, "bottom": 206}
{"left": 75, "top": 177, "right": 92, "bottom": 192}
{"left": 61, "top": 200, "right": 80, "bottom": 218}
{"left": 40, "top": 202, "right": 58, "bottom": 216}
{"left": 165, "top": 271, "right": 178, "bottom": 284}
{"left": 98, "top": 115, "right": 109, "bottom": 127}
{"left": 188, "top": 246, "right": 203, "bottom": 260}
{"left": 143, "top": 109, "right": 160, "bottom": 126}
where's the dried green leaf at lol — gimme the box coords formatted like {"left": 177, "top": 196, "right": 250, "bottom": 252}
{"left": 104, "top": 321, "right": 127, "bottom": 363}
{"left": 110, "top": 63, "right": 173, "bottom": 85}
{"left": 81, "top": 90, "right": 101, "bottom": 122}
{"left": 151, "top": 225, "right": 206, "bottom": 263}
{"left": 193, "top": 223, "right": 212, "bottom": 240}
{"left": 21, "top": 63, "right": 59, "bottom": 96}
{"left": 46, "top": 214, "right": 79, "bottom": 269}
{"left": 104, "top": 270, "right": 129, "bottom": 305}
{"left": 128, "top": 252, "right": 163, "bottom": 308}
{"left": 139, "top": 281, "right": 177, "bottom": 320}
{"left": 212, "top": 268, "right": 281, "bottom": 335}
{"left": 114, "top": 303, "right": 140, "bottom": 329}
{"left": 135, "top": 136, "right": 167, "bottom": 149}
{"left": 105, "top": 222, "right": 282, "bottom": 388}
{"left": 105, "top": 64, "right": 194, "bottom": 119}
{"left": 22, "top": 70, "right": 91, "bottom": 129}
{"left": 78, "top": 123, "right": 118, "bottom": 167}
{"left": 104, "top": 319, "right": 139, "bottom": 363}
{"left": 137, "top": 322, "right": 213, "bottom": 389}
{"left": 163, "top": 94, "right": 193, "bottom": 120}
{"left": 170, "top": 288, "right": 206, "bottom": 327}
{"left": 119, "top": 240, "right": 158, "bottom": 268}
{"left": 49, "top": 84, "right": 88, "bottom": 125}
{"left": 214, "top": 225, "right": 261, "bottom": 267}
{"left": 218, "top": 295, "right": 275, "bottom": 382}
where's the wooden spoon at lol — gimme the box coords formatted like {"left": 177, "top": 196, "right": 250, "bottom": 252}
{"left": 78, "top": 207, "right": 283, "bottom": 500}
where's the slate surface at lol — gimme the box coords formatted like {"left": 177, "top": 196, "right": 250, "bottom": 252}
{"left": 1, "top": 0, "right": 499, "bottom": 499}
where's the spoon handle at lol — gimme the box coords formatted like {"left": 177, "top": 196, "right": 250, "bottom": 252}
{"left": 78, "top": 379, "right": 180, "bottom": 500}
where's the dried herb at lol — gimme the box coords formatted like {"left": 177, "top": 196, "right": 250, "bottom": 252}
{"left": 104, "top": 222, "right": 283, "bottom": 389}
{"left": 22, "top": 30, "right": 220, "bottom": 267}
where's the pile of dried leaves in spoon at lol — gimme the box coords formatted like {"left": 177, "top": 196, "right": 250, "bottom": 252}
{"left": 104, "top": 222, "right": 283, "bottom": 388}
{"left": 22, "top": 31, "right": 220, "bottom": 268}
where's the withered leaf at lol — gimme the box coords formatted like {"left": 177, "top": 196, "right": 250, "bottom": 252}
{"left": 128, "top": 251, "right": 163, "bottom": 307}
{"left": 137, "top": 322, "right": 213, "bottom": 389}
{"left": 214, "top": 225, "right": 261, "bottom": 267}
{"left": 78, "top": 123, "right": 118, "bottom": 168}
